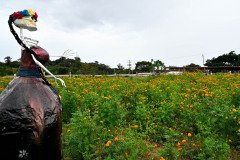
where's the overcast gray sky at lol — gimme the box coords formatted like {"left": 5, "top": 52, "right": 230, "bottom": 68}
{"left": 1, "top": 0, "right": 240, "bottom": 68}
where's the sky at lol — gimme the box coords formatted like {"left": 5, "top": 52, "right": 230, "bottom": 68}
{"left": 1, "top": 0, "right": 240, "bottom": 68}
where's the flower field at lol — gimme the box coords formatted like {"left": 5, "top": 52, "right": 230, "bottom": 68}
{"left": 0, "top": 73, "right": 240, "bottom": 159}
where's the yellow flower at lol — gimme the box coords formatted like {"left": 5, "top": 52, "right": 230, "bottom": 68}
{"left": 133, "top": 124, "right": 139, "bottom": 129}
{"left": 187, "top": 132, "right": 192, "bottom": 137}
{"left": 177, "top": 142, "right": 181, "bottom": 147}
{"left": 160, "top": 157, "right": 165, "bottom": 160}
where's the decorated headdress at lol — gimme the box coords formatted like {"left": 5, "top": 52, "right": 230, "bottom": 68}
{"left": 12, "top": 9, "right": 38, "bottom": 31}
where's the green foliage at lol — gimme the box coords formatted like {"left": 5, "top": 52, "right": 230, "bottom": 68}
{"left": 135, "top": 61, "right": 153, "bottom": 72}
{"left": 64, "top": 110, "right": 151, "bottom": 160}
{"left": 205, "top": 51, "right": 240, "bottom": 66}
{"left": 185, "top": 63, "right": 201, "bottom": 68}
{"left": 64, "top": 111, "right": 99, "bottom": 160}
{"left": 1, "top": 56, "right": 115, "bottom": 75}
{"left": 0, "top": 66, "right": 18, "bottom": 76}
{"left": 197, "top": 137, "right": 230, "bottom": 160}
{"left": 153, "top": 60, "right": 165, "bottom": 70}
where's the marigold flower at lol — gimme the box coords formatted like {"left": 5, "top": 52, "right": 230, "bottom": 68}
{"left": 182, "top": 139, "right": 187, "bottom": 144}
{"left": 177, "top": 142, "right": 181, "bottom": 147}
{"left": 191, "top": 143, "right": 197, "bottom": 147}
{"left": 133, "top": 124, "right": 139, "bottom": 129}
{"left": 114, "top": 137, "right": 119, "bottom": 142}
{"left": 160, "top": 157, "right": 165, "bottom": 160}
{"left": 105, "top": 140, "right": 112, "bottom": 147}
{"left": 177, "top": 147, "right": 182, "bottom": 151}
{"left": 187, "top": 133, "right": 192, "bottom": 137}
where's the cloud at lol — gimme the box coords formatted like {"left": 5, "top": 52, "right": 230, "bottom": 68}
{"left": 1, "top": 0, "right": 240, "bottom": 68}
{"left": 37, "top": 0, "right": 179, "bottom": 31}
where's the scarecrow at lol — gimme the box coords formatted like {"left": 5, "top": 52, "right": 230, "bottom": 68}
{"left": 0, "top": 9, "right": 65, "bottom": 160}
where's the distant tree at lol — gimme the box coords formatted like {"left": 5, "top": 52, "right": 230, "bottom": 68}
{"left": 4, "top": 56, "right": 12, "bottom": 65}
{"left": 135, "top": 61, "right": 153, "bottom": 72}
{"left": 74, "top": 57, "right": 81, "bottom": 62}
{"left": 117, "top": 63, "right": 124, "bottom": 70}
{"left": 153, "top": 60, "right": 165, "bottom": 70}
{"left": 9, "top": 60, "right": 20, "bottom": 68}
{"left": 205, "top": 51, "right": 240, "bottom": 66}
{"left": 185, "top": 63, "right": 201, "bottom": 68}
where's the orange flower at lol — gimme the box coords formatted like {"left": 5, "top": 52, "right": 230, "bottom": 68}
{"left": 114, "top": 137, "right": 119, "bottom": 142}
{"left": 191, "top": 143, "right": 197, "bottom": 147}
{"left": 182, "top": 139, "right": 187, "bottom": 144}
{"left": 105, "top": 140, "right": 112, "bottom": 147}
{"left": 177, "top": 147, "right": 182, "bottom": 151}
{"left": 133, "top": 124, "right": 139, "bottom": 129}
{"left": 187, "top": 133, "right": 192, "bottom": 137}
{"left": 160, "top": 157, "right": 165, "bottom": 160}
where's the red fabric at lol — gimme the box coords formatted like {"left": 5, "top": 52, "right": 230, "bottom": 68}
{"left": 34, "top": 12, "right": 38, "bottom": 20}
{"left": 13, "top": 12, "right": 22, "bottom": 19}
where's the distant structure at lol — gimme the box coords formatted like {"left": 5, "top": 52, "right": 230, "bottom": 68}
{"left": 165, "top": 66, "right": 240, "bottom": 73}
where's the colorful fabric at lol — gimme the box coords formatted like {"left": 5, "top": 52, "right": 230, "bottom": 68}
{"left": 27, "top": 9, "right": 35, "bottom": 16}
{"left": 12, "top": 9, "right": 38, "bottom": 21}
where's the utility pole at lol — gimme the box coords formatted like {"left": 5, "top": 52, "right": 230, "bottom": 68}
{"left": 127, "top": 60, "right": 131, "bottom": 74}
{"left": 202, "top": 54, "right": 205, "bottom": 66}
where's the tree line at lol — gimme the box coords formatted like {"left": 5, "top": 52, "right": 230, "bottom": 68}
{"left": 1, "top": 51, "right": 240, "bottom": 76}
